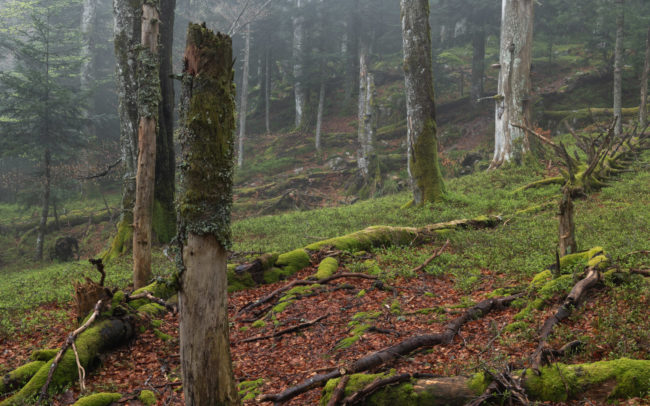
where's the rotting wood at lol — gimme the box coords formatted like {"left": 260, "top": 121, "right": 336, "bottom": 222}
{"left": 237, "top": 314, "right": 328, "bottom": 344}
{"left": 326, "top": 375, "right": 350, "bottom": 406}
{"left": 127, "top": 292, "right": 177, "bottom": 313}
{"left": 259, "top": 294, "right": 522, "bottom": 403}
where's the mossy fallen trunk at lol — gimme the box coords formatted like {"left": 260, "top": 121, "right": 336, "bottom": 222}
{"left": 0, "top": 282, "right": 174, "bottom": 405}
{"left": 543, "top": 106, "right": 645, "bottom": 121}
{"left": 320, "top": 359, "right": 650, "bottom": 405}
{"left": 1, "top": 210, "right": 112, "bottom": 236}
{"left": 0, "top": 361, "right": 45, "bottom": 395}
{"left": 228, "top": 216, "right": 500, "bottom": 291}
{"left": 0, "top": 319, "right": 134, "bottom": 406}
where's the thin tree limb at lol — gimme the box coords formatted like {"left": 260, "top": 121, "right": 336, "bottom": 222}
{"left": 410, "top": 239, "right": 450, "bottom": 273}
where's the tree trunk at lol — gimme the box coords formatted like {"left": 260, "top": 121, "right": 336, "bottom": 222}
{"left": 265, "top": 48, "right": 271, "bottom": 134}
{"left": 133, "top": 2, "right": 160, "bottom": 289}
{"left": 558, "top": 187, "right": 577, "bottom": 256}
{"left": 238, "top": 23, "right": 251, "bottom": 167}
{"left": 491, "top": 0, "right": 534, "bottom": 168}
{"left": 400, "top": 0, "right": 445, "bottom": 205}
{"left": 153, "top": 0, "right": 176, "bottom": 244}
{"left": 108, "top": 0, "right": 142, "bottom": 261}
{"left": 357, "top": 45, "right": 370, "bottom": 177}
{"left": 613, "top": 0, "right": 624, "bottom": 137}
{"left": 80, "top": 0, "right": 97, "bottom": 136}
{"left": 178, "top": 24, "right": 239, "bottom": 406}
{"left": 35, "top": 148, "right": 51, "bottom": 261}
{"left": 315, "top": 80, "right": 325, "bottom": 152}
{"left": 470, "top": 26, "right": 485, "bottom": 105}
{"left": 344, "top": 1, "right": 360, "bottom": 104}
{"left": 292, "top": 0, "right": 305, "bottom": 129}
{"left": 640, "top": 26, "right": 649, "bottom": 129}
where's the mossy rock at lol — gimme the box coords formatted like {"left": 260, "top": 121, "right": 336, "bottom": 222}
{"left": 275, "top": 249, "right": 311, "bottom": 274}
{"left": 138, "top": 390, "right": 156, "bottom": 405}
{"left": 71, "top": 393, "right": 122, "bottom": 406}
{"left": 315, "top": 257, "right": 338, "bottom": 279}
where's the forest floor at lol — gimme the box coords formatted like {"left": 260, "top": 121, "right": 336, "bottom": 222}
{"left": 1, "top": 146, "right": 648, "bottom": 405}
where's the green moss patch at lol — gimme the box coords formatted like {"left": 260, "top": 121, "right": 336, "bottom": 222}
{"left": 71, "top": 393, "right": 122, "bottom": 406}
{"left": 138, "top": 390, "right": 156, "bottom": 405}
{"left": 275, "top": 249, "right": 311, "bottom": 275}
{"left": 238, "top": 378, "right": 264, "bottom": 402}
{"left": 0, "top": 361, "right": 45, "bottom": 394}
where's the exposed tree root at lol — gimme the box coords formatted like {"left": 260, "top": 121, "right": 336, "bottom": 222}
{"left": 532, "top": 266, "right": 601, "bottom": 372}
{"left": 258, "top": 294, "right": 521, "bottom": 403}
{"left": 237, "top": 273, "right": 377, "bottom": 318}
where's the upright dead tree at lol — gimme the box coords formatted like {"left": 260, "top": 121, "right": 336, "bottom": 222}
{"left": 470, "top": 26, "right": 485, "bottom": 105}
{"left": 292, "top": 0, "right": 306, "bottom": 128}
{"left": 614, "top": 0, "right": 625, "bottom": 137}
{"left": 177, "top": 23, "right": 239, "bottom": 405}
{"left": 357, "top": 44, "right": 376, "bottom": 179}
{"left": 640, "top": 26, "right": 649, "bottom": 129}
{"left": 490, "top": 0, "right": 534, "bottom": 168}
{"left": 132, "top": 1, "right": 161, "bottom": 289}
{"left": 558, "top": 186, "right": 577, "bottom": 256}
{"left": 400, "top": 0, "right": 445, "bottom": 205}
{"left": 108, "top": 0, "right": 175, "bottom": 263}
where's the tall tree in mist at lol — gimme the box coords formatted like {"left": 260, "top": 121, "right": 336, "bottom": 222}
{"left": 491, "top": 0, "right": 534, "bottom": 168}
{"left": 178, "top": 23, "right": 239, "bottom": 406}
{"left": 400, "top": 0, "right": 445, "bottom": 205}
{"left": 613, "top": 0, "right": 625, "bottom": 137}
{"left": 293, "top": 0, "right": 306, "bottom": 129}
{"left": 641, "top": 26, "right": 650, "bottom": 129}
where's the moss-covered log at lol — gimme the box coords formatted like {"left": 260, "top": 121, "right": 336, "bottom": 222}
{"left": 0, "top": 282, "right": 173, "bottom": 405}
{"left": 0, "top": 361, "right": 45, "bottom": 395}
{"left": 229, "top": 216, "right": 500, "bottom": 291}
{"left": 320, "top": 359, "right": 650, "bottom": 405}
{"left": 0, "top": 319, "right": 134, "bottom": 406}
{"left": 543, "top": 106, "right": 646, "bottom": 121}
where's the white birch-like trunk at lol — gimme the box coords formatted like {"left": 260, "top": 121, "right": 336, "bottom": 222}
{"left": 315, "top": 81, "right": 325, "bottom": 152}
{"left": 80, "top": 0, "right": 97, "bottom": 98}
{"left": 641, "top": 26, "right": 650, "bottom": 129}
{"left": 491, "top": 0, "right": 534, "bottom": 168}
{"left": 292, "top": 0, "right": 305, "bottom": 128}
{"left": 613, "top": 0, "right": 624, "bottom": 137}
{"left": 357, "top": 47, "right": 373, "bottom": 178}
{"left": 237, "top": 23, "right": 250, "bottom": 167}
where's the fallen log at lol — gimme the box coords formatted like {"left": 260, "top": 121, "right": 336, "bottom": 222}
{"left": 319, "top": 359, "right": 650, "bottom": 405}
{"left": 341, "top": 374, "right": 412, "bottom": 405}
{"left": 230, "top": 216, "right": 501, "bottom": 292}
{"left": 0, "top": 282, "right": 175, "bottom": 406}
{"left": 258, "top": 294, "right": 521, "bottom": 403}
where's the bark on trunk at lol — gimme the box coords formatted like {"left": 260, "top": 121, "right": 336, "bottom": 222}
{"left": 613, "top": 0, "right": 624, "bottom": 137}
{"left": 292, "top": 0, "right": 305, "bottom": 129}
{"left": 110, "top": 0, "right": 142, "bottom": 260}
{"left": 400, "top": 0, "right": 445, "bottom": 205}
{"left": 132, "top": 2, "right": 160, "bottom": 289}
{"left": 558, "top": 187, "right": 577, "bottom": 257}
{"left": 357, "top": 45, "right": 371, "bottom": 177}
{"left": 491, "top": 0, "right": 534, "bottom": 168}
{"left": 640, "top": 26, "right": 649, "bottom": 129}
{"left": 80, "top": 0, "right": 97, "bottom": 137}
{"left": 265, "top": 49, "right": 271, "bottom": 134}
{"left": 315, "top": 80, "right": 325, "bottom": 152}
{"left": 237, "top": 23, "right": 251, "bottom": 167}
{"left": 178, "top": 24, "right": 238, "bottom": 406}
{"left": 154, "top": 0, "right": 176, "bottom": 244}
{"left": 470, "top": 26, "right": 485, "bottom": 105}
{"left": 35, "top": 149, "right": 51, "bottom": 261}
